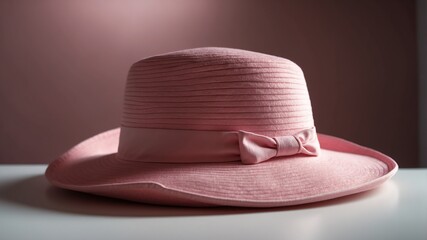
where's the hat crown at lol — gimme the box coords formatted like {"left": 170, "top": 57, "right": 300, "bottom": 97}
{"left": 122, "top": 47, "right": 314, "bottom": 136}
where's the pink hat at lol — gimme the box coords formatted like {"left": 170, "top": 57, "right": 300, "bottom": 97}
{"left": 45, "top": 47, "right": 398, "bottom": 207}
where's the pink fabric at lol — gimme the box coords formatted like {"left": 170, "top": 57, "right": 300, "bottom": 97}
{"left": 45, "top": 47, "right": 398, "bottom": 207}
{"left": 118, "top": 127, "right": 319, "bottom": 165}
{"left": 118, "top": 127, "right": 240, "bottom": 163}
{"left": 238, "top": 127, "right": 319, "bottom": 164}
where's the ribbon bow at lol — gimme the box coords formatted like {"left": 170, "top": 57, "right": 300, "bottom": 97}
{"left": 238, "top": 127, "right": 320, "bottom": 164}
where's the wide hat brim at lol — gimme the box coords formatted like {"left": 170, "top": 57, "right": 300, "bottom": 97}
{"left": 45, "top": 128, "right": 397, "bottom": 207}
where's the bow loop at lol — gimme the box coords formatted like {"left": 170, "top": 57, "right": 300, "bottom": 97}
{"left": 294, "top": 128, "right": 320, "bottom": 156}
{"left": 238, "top": 127, "right": 320, "bottom": 165}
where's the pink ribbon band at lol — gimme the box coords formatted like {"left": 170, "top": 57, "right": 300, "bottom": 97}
{"left": 118, "top": 127, "right": 320, "bottom": 165}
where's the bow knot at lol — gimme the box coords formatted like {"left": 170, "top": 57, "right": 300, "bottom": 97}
{"left": 238, "top": 127, "right": 320, "bottom": 164}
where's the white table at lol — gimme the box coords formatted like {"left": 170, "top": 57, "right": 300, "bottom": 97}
{"left": 0, "top": 165, "right": 426, "bottom": 240}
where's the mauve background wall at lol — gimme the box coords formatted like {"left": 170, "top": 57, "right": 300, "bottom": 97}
{"left": 0, "top": 0, "right": 420, "bottom": 166}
